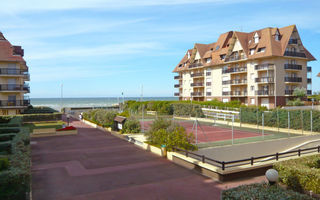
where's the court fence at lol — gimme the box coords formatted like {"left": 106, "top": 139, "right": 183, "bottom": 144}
{"left": 172, "top": 145, "right": 320, "bottom": 170}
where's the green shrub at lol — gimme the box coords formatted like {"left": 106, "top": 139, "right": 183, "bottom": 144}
{"left": 0, "top": 134, "right": 15, "bottom": 142}
{"left": 0, "top": 157, "right": 9, "bottom": 171}
{"left": 83, "top": 109, "right": 118, "bottom": 128}
{"left": 172, "top": 103, "right": 204, "bottom": 117}
{"left": 273, "top": 155, "right": 320, "bottom": 194}
{"left": 21, "top": 106, "right": 57, "bottom": 114}
{"left": 20, "top": 113, "right": 62, "bottom": 122}
{"left": 222, "top": 183, "right": 314, "bottom": 200}
{"left": 0, "top": 142, "right": 11, "bottom": 154}
{"left": 121, "top": 118, "right": 141, "bottom": 134}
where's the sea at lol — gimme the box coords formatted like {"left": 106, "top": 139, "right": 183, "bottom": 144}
{"left": 31, "top": 97, "right": 178, "bottom": 111}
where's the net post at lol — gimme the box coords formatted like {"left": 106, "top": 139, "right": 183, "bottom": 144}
{"left": 262, "top": 112, "right": 264, "bottom": 139}
{"left": 288, "top": 111, "right": 290, "bottom": 136}
{"left": 232, "top": 115, "right": 234, "bottom": 145}
{"left": 311, "top": 110, "right": 313, "bottom": 133}
{"left": 239, "top": 107, "right": 242, "bottom": 128}
{"left": 301, "top": 110, "right": 303, "bottom": 135}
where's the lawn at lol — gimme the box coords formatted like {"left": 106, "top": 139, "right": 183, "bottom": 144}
{"left": 23, "top": 121, "right": 65, "bottom": 132}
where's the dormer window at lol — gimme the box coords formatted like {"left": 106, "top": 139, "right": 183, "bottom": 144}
{"left": 250, "top": 48, "right": 255, "bottom": 55}
{"left": 215, "top": 45, "right": 220, "bottom": 50}
{"left": 257, "top": 47, "right": 266, "bottom": 53}
{"left": 254, "top": 32, "right": 259, "bottom": 43}
{"left": 206, "top": 58, "right": 212, "bottom": 63}
{"left": 275, "top": 30, "right": 280, "bottom": 41}
{"left": 187, "top": 52, "right": 190, "bottom": 59}
{"left": 179, "top": 64, "right": 182, "bottom": 68}
{"left": 220, "top": 54, "right": 226, "bottom": 60}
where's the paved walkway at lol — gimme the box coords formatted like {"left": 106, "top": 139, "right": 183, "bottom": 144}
{"left": 32, "top": 118, "right": 265, "bottom": 200}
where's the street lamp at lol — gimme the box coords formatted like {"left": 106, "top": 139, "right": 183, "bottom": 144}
{"left": 265, "top": 169, "right": 279, "bottom": 185}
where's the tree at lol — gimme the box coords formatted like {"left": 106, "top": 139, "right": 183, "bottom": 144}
{"left": 293, "top": 87, "right": 306, "bottom": 100}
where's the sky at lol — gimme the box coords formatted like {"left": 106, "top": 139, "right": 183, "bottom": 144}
{"left": 0, "top": 0, "right": 319, "bottom": 98}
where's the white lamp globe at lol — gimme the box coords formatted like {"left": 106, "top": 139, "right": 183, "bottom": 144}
{"left": 265, "top": 169, "right": 279, "bottom": 183}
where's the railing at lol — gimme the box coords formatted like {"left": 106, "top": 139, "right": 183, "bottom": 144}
{"left": 222, "top": 91, "right": 231, "bottom": 96}
{"left": 307, "top": 90, "right": 312, "bottom": 95}
{"left": 255, "top": 77, "right": 274, "bottom": 83}
{"left": 288, "top": 39, "right": 298, "bottom": 44}
{"left": 0, "top": 84, "right": 30, "bottom": 92}
{"left": 206, "top": 82, "right": 211, "bottom": 86}
{"left": 191, "top": 92, "right": 204, "bottom": 97}
{"left": 206, "top": 72, "right": 211, "bottom": 76}
{"left": 285, "top": 90, "right": 293, "bottom": 95}
{"left": 173, "top": 145, "right": 320, "bottom": 171}
{"left": 255, "top": 64, "right": 274, "bottom": 70}
{"left": 0, "top": 100, "right": 30, "bottom": 107}
{"left": 307, "top": 66, "right": 312, "bottom": 72}
{"left": 255, "top": 90, "right": 274, "bottom": 95}
{"left": 230, "top": 79, "right": 247, "bottom": 84}
{"left": 191, "top": 82, "right": 204, "bottom": 87}
{"left": 307, "top": 78, "right": 312, "bottom": 84}
{"left": 231, "top": 91, "right": 247, "bottom": 96}
{"left": 189, "top": 63, "right": 203, "bottom": 69}
{"left": 284, "top": 51, "right": 306, "bottom": 58}
{"left": 284, "top": 77, "right": 302, "bottom": 83}
{"left": 174, "top": 93, "right": 180, "bottom": 96}
{"left": 191, "top": 73, "right": 204, "bottom": 78}
{"left": 206, "top": 92, "right": 211, "bottom": 96}
{"left": 222, "top": 67, "right": 247, "bottom": 74}
{"left": 174, "top": 75, "right": 181, "bottom": 80}
{"left": 284, "top": 64, "right": 302, "bottom": 70}
{"left": 0, "top": 68, "right": 29, "bottom": 76}
{"left": 224, "top": 54, "right": 247, "bottom": 62}
{"left": 174, "top": 84, "right": 180, "bottom": 88}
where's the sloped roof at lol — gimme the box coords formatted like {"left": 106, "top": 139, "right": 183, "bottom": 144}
{"left": 173, "top": 25, "right": 316, "bottom": 73}
{"left": 0, "top": 32, "right": 25, "bottom": 62}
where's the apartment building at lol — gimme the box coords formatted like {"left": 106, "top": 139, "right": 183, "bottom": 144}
{"left": 0, "top": 32, "right": 30, "bottom": 115}
{"left": 173, "top": 25, "right": 315, "bottom": 109}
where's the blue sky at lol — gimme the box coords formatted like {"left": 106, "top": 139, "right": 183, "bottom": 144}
{"left": 0, "top": 0, "right": 319, "bottom": 98}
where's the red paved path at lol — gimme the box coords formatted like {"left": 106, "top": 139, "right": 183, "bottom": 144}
{"left": 141, "top": 121, "right": 262, "bottom": 143}
{"left": 32, "top": 118, "right": 266, "bottom": 200}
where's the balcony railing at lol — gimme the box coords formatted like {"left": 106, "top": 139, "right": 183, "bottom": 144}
{"left": 206, "top": 82, "right": 211, "bottom": 86}
{"left": 288, "top": 39, "right": 298, "bottom": 44}
{"left": 189, "top": 63, "right": 203, "bottom": 69}
{"left": 307, "top": 66, "right": 312, "bottom": 72}
{"left": 285, "top": 90, "right": 293, "bottom": 95}
{"left": 0, "top": 100, "right": 30, "bottom": 107}
{"left": 0, "top": 84, "right": 30, "bottom": 92}
{"left": 284, "top": 51, "right": 306, "bottom": 58}
{"left": 0, "top": 68, "right": 29, "bottom": 76}
{"left": 224, "top": 54, "right": 247, "bottom": 62}
{"left": 231, "top": 91, "right": 247, "bottom": 96}
{"left": 284, "top": 77, "right": 302, "bottom": 83}
{"left": 174, "top": 84, "right": 180, "bottom": 88}
{"left": 307, "top": 90, "right": 312, "bottom": 95}
{"left": 255, "top": 64, "right": 274, "bottom": 71}
{"left": 222, "top": 91, "right": 231, "bottom": 96}
{"left": 222, "top": 79, "right": 247, "bottom": 85}
{"left": 191, "top": 92, "right": 204, "bottom": 97}
{"left": 191, "top": 73, "right": 204, "bottom": 78}
{"left": 255, "top": 77, "right": 274, "bottom": 83}
{"left": 174, "top": 93, "right": 180, "bottom": 96}
{"left": 284, "top": 64, "right": 302, "bottom": 70}
{"left": 174, "top": 75, "right": 181, "bottom": 80}
{"left": 206, "top": 92, "right": 211, "bottom": 96}
{"left": 222, "top": 67, "right": 247, "bottom": 74}
{"left": 255, "top": 90, "right": 274, "bottom": 96}
{"left": 307, "top": 78, "right": 312, "bottom": 84}
{"left": 206, "top": 72, "right": 211, "bottom": 76}
{"left": 191, "top": 82, "right": 204, "bottom": 87}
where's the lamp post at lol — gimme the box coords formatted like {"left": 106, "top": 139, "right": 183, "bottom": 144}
{"left": 265, "top": 169, "right": 279, "bottom": 185}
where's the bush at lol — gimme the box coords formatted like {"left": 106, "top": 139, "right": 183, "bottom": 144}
{"left": 20, "top": 113, "right": 62, "bottom": 122}
{"left": 145, "top": 118, "right": 196, "bottom": 150}
{"left": 83, "top": 109, "right": 117, "bottom": 127}
{"left": 172, "top": 103, "right": 204, "bottom": 117}
{"left": 21, "top": 106, "right": 57, "bottom": 114}
{"left": 121, "top": 118, "right": 141, "bottom": 134}
{"left": 273, "top": 155, "right": 320, "bottom": 194}
{"left": 222, "top": 183, "right": 314, "bottom": 200}
{"left": 287, "top": 99, "right": 304, "bottom": 106}
{"left": 0, "top": 157, "right": 9, "bottom": 171}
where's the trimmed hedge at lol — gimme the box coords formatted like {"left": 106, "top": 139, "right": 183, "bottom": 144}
{"left": 222, "top": 183, "right": 314, "bottom": 200}
{"left": 21, "top": 106, "right": 58, "bottom": 114}
{"left": 172, "top": 103, "right": 204, "bottom": 117}
{"left": 83, "top": 109, "right": 118, "bottom": 128}
{"left": 274, "top": 154, "right": 320, "bottom": 194}
{"left": 20, "top": 113, "right": 62, "bottom": 122}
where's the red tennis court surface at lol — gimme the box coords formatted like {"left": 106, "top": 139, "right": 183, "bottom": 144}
{"left": 140, "top": 120, "right": 263, "bottom": 143}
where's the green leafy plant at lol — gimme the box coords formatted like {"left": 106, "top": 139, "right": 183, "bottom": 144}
{"left": 121, "top": 118, "right": 141, "bottom": 134}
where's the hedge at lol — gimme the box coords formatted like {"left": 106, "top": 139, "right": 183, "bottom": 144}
{"left": 20, "top": 113, "right": 62, "bottom": 122}
{"left": 121, "top": 118, "right": 141, "bottom": 134}
{"left": 172, "top": 103, "right": 204, "bottom": 117}
{"left": 0, "top": 157, "right": 9, "bottom": 171}
{"left": 222, "top": 183, "right": 314, "bottom": 200}
{"left": 21, "top": 106, "right": 58, "bottom": 114}
{"left": 83, "top": 109, "right": 117, "bottom": 128}
{"left": 273, "top": 155, "right": 320, "bottom": 194}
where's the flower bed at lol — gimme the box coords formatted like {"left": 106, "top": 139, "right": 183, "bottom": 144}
{"left": 56, "top": 126, "right": 77, "bottom": 131}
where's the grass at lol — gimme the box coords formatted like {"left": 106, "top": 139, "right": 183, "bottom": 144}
{"left": 23, "top": 121, "right": 65, "bottom": 132}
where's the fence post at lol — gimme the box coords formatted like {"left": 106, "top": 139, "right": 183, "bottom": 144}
{"left": 288, "top": 111, "right": 290, "bottom": 136}
{"left": 186, "top": 151, "right": 188, "bottom": 157}
{"left": 240, "top": 107, "right": 242, "bottom": 127}
{"left": 256, "top": 108, "right": 259, "bottom": 129}
{"left": 262, "top": 112, "right": 264, "bottom": 139}
{"left": 276, "top": 153, "right": 279, "bottom": 161}
{"left": 318, "top": 146, "right": 320, "bottom": 153}
{"left": 301, "top": 110, "right": 304, "bottom": 135}
{"left": 251, "top": 157, "right": 254, "bottom": 165}
{"left": 202, "top": 155, "right": 205, "bottom": 163}
{"left": 222, "top": 161, "right": 225, "bottom": 170}
{"left": 298, "top": 149, "right": 301, "bottom": 157}
{"left": 277, "top": 108, "right": 279, "bottom": 133}
{"left": 310, "top": 110, "right": 313, "bottom": 133}
{"left": 232, "top": 115, "right": 234, "bottom": 145}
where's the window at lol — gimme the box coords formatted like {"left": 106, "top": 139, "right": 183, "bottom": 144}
{"left": 250, "top": 48, "right": 255, "bottom": 55}
{"left": 257, "top": 47, "right": 266, "bottom": 53}
{"left": 254, "top": 32, "right": 259, "bottom": 43}
{"left": 275, "top": 30, "right": 280, "bottom": 41}
{"left": 220, "top": 54, "right": 226, "bottom": 60}
{"left": 250, "top": 73, "right": 255, "bottom": 81}
{"left": 179, "top": 64, "right": 182, "bottom": 68}
{"left": 206, "top": 58, "right": 212, "bottom": 63}
{"left": 251, "top": 86, "right": 254, "bottom": 91}
{"left": 251, "top": 98, "right": 255, "bottom": 104}
{"left": 187, "top": 52, "right": 190, "bottom": 59}
{"left": 215, "top": 45, "right": 220, "bottom": 50}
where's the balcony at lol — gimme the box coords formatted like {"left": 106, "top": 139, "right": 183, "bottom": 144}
{"left": 288, "top": 39, "right": 298, "bottom": 44}
{"left": 191, "top": 92, "right": 204, "bottom": 97}
{"left": 284, "top": 77, "right": 302, "bottom": 83}
{"left": 222, "top": 67, "right": 247, "bottom": 74}
{"left": 174, "top": 75, "right": 181, "bottom": 80}
{"left": 206, "top": 82, "right": 211, "bottom": 86}
{"left": 255, "top": 64, "right": 274, "bottom": 71}
{"left": 174, "top": 93, "right": 180, "bottom": 96}
{"left": 206, "top": 92, "right": 211, "bottom": 96}
{"left": 191, "top": 73, "right": 204, "bottom": 78}
{"left": 222, "top": 91, "right": 231, "bottom": 96}
{"left": 284, "top": 51, "right": 306, "bottom": 58}
{"left": 0, "top": 100, "right": 30, "bottom": 107}
{"left": 255, "top": 77, "right": 274, "bottom": 83}
{"left": 191, "top": 82, "right": 204, "bottom": 87}
{"left": 307, "top": 78, "right": 312, "bottom": 84}
{"left": 0, "top": 68, "right": 30, "bottom": 77}
{"left": 231, "top": 91, "right": 247, "bottom": 96}
{"left": 230, "top": 79, "right": 247, "bottom": 85}
{"left": 307, "top": 90, "right": 312, "bottom": 95}
{"left": 285, "top": 90, "right": 293, "bottom": 95}
{"left": 206, "top": 72, "right": 211, "bottom": 76}
{"left": 224, "top": 54, "right": 247, "bottom": 62}
{"left": 189, "top": 63, "right": 203, "bottom": 69}
{"left": 307, "top": 66, "right": 312, "bottom": 72}
{"left": 0, "top": 84, "right": 30, "bottom": 92}
{"left": 284, "top": 64, "right": 302, "bottom": 70}
{"left": 255, "top": 90, "right": 274, "bottom": 96}
{"left": 174, "top": 84, "right": 180, "bottom": 88}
